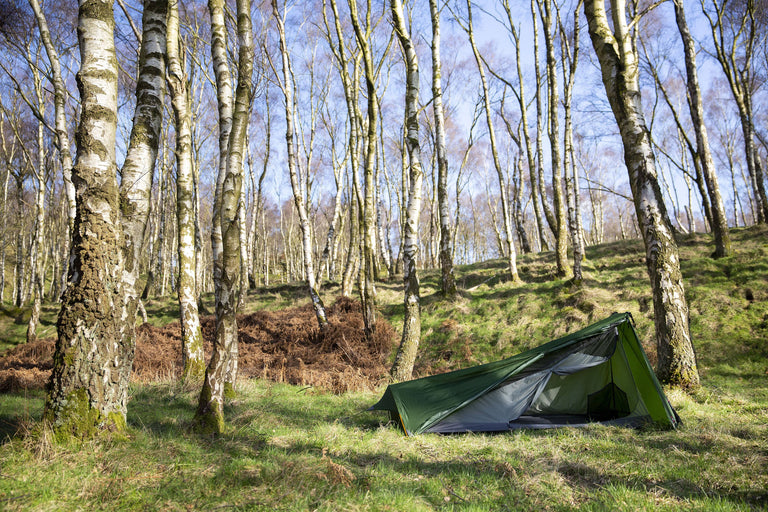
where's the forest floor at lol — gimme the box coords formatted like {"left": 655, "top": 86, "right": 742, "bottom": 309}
{"left": 0, "top": 296, "right": 397, "bottom": 394}
{"left": 1, "top": 225, "right": 767, "bottom": 511}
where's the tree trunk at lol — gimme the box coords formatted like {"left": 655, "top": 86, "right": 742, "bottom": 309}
{"left": 29, "top": 0, "right": 76, "bottom": 245}
{"left": 390, "top": 0, "right": 423, "bottom": 383}
{"left": 341, "top": 191, "right": 360, "bottom": 297}
{"left": 702, "top": 0, "right": 768, "bottom": 224}
{"left": 46, "top": 0, "right": 127, "bottom": 435}
{"left": 196, "top": 0, "right": 253, "bottom": 434}
{"left": 167, "top": 0, "right": 205, "bottom": 381}
{"left": 429, "top": 0, "right": 457, "bottom": 297}
{"left": 464, "top": 0, "right": 520, "bottom": 283}
{"left": 347, "top": 0, "right": 378, "bottom": 335}
{"left": 500, "top": 0, "right": 548, "bottom": 253}
{"left": 26, "top": 120, "right": 45, "bottom": 343}
{"left": 584, "top": 0, "right": 699, "bottom": 388}
{"left": 538, "top": 0, "right": 571, "bottom": 279}
{"left": 531, "top": 0, "right": 556, "bottom": 240}
{"left": 559, "top": 1, "right": 584, "bottom": 282}
{"left": 273, "top": 0, "right": 328, "bottom": 329}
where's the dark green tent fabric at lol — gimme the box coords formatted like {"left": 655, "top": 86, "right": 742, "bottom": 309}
{"left": 370, "top": 312, "right": 679, "bottom": 435}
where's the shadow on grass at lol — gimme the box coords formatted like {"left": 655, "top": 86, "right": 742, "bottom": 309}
{"left": 0, "top": 389, "right": 45, "bottom": 444}
{"left": 0, "top": 414, "right": 28, "bottom": 443}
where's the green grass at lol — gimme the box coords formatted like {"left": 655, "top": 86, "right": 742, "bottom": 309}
{"left": 1, "top": 226, "right": 768, "bottom": 510}
{"left": 1, "top": 381, "right": 765, "bottom": 510}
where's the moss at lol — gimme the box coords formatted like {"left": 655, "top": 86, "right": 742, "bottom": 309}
{"left": 49, "top": 388, "right": 101, "bottom": 442}
{"left": 193, "top": 386, "right": 225, "bottom": 435}
{"left": 79, "top": 0, "right": 114, "bottom": 24}
{"left": 181, "top": 358, "right": 206, "bottom": 384}
{"left": 74, "top": 131, "right": 109, "bottom": 162}
{"left": 223, "top": 382, "right": 237, "bottom": 400}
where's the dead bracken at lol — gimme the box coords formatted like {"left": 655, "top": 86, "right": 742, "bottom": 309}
{"left": 1, "top": 297, "right": 396, "bottom": 394}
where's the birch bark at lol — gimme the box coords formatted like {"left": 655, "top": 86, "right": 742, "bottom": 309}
{"left": 537, "top": 0, "right": 571, "bottom": 278}
{"left": 584, "top": 0, "right": 699, "bottom": 387}
{"left": 28, "top": 0, "right": 76, "bottom": 241}
{"left": 347, "top": 0, "right": 379, "bottom": 334}
{"left": 167, "top": 0, "right": 205, "bottom": 380}
{"left": 673, "top": 0, "right": 731, "bottom": 257}
{"left": 195, "top": 0, "right": 253, "bottom": 434}
{"left": 702, "top": 0, "right": 768, "bottom": 224}
{"left": 390, "top": 0, "right": 423, "bottom": 382}
{"left": 272, "top": 0, "right": 328, "bottom": 329}
{"left": 46, "top": 0, "right": 127, "bottom": 434}
{"left": 462, "top": 0, "right": 520, "bottom": 282}
{"left": 429, "top": 0, "right": 456, "bottom": 297}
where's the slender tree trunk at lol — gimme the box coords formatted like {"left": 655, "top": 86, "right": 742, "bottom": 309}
{"left": 702, "top": 0, "right": 768, "bottom": 224}
{"left": 429, "top": 0, "right": 456, "bottom": 297}
{"left": 238, "top": 143, "right": 250, "bottom": 305}
{"left": 501, "top": 0, "right": 548, "bottom": 253}
{"left": 584, "top": 0, "right": 699, "bottom": 388}
{"left": 341, "top": 191, "right": 360, "bottom": 297}
{"left": 559, "top": 1, "right": 584, "bottom": 281}
{"left": 273, "top": 0, "right": 328, "bottom": 329}
{"left": 390, "top": 0, "right": 423, "bottom": 382}
{"left": 0, "top": 150, "right": 7, "bottom": 302}
{"left": 513, "top": 157, "right": 532, "bottom": 254}
{"left": 347, "top": 0, "right": 379, "bottom": 335}
{"left": 118, "top": 0, "right": 167, "bottom": 387}
{"left": 208, "top": 0, "right": 233, "bottom": 339}
{"left": 143, "top": 137, "right": 170, "bottom": 301}
{"left": 531, "top": 0, "right": 556, "bottom": 238}
{"left": 26, "top": 120, "right": 45, "bottom": 343}
{"left": 14, "top": 177, "right": 24, "bottom": 308}
{"left": 463, "top": 0, "right": 520, "bottom": 282}
{"left": 538, "top": 0, "right": 571, "bottom": 278}
{"left": 29, "top": 0, "right": 76, "bottom": 244}
{"left": 196, "top": 0, "right": 253, "bottom": 434}
{"left": 318, "top": 161, "right": 345, "bottom": 284}
{"left": 167, "top": 0, "right": 205, "bottom": 381}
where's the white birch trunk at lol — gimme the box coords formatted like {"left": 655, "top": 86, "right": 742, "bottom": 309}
{"left": 273, "top": 0, "right": 328, "bottom": 329}
{"left": 464, "top": 0, "right": 520, "bottom": 282}
{"left": 46, "top": 0, "right": 127, "bottom": 435}
{"left": 167, "top": 0, "right": 205, "bottom": 381}
{"left": 584, "top": 0, "right": 699, "bottom": 388}
{"left": 196, "top": 0, "right": 253, "bottom": 434}
{"left": 390, "top": 0, "right": 423, "bottom": 383}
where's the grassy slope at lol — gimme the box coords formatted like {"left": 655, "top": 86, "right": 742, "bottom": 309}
{"left": 1, "top": 226, "right": 767, "bottom": 511}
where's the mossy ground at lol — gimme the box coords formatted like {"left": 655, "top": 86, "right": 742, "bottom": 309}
{"left": 1, "top": 226, "right": 767, "bottom": 510}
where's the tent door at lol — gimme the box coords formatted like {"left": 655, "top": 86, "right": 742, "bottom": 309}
{"left": 587, "top": 382, "right": 630, "bottom": 421}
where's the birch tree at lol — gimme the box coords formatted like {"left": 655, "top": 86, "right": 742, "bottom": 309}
{"left": 347, "top": 0, "right": 381, "bottom": 333}
{"left": 584, "top": 0, "right": 699, "bottom": 387}
{"left": 702, "top": 0, "right": 768, "bottom": 225}
{"left": 28, "top": 0, "right": 76, "bottom": 251}
{"left": 559, "top": 0, "right": 586, "bottom": 281}
{"left": 195, "top": 0, "right": 253, "bottom": 434}
{"left": 459, "top": 0, "right": 520, "bottom": 282}
{"left": 498, "top": 0, "right": 548, "bottom": 253}
{"left": 167, "top": 0, "right": 205, "bottom": 380}
{"left": 390, "top": 0, "right": 423, "bottom": 382}
{"left": 537, "top": 0, "right": 571, "bottom": 278}
{"left": 666, "top": 0, "right": 730, "bottom": 257}
{"left": 272, "top": 0, "right": 328, "bottom": 329}
{"left": 45, "top": 0, "right": 167, "bottom": 436}
{"left": 429, "top": 0, "right": 456, "bottom": 297}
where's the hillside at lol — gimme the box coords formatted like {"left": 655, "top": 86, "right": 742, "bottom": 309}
{"left": 0, "top": 226, "right": 767, "bottom": 510}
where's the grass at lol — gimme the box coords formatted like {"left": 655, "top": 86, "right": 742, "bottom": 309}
{"left": 1, "top": 226, "right": 767, "bottom": 510}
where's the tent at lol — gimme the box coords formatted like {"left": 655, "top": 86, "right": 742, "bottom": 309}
{"left": 370, "top": 312, "right": 679, "bottom": 435}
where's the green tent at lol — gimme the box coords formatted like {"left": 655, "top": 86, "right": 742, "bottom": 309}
{"left": 371, "top": 312, "right": 679, "bottom": 435}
